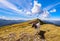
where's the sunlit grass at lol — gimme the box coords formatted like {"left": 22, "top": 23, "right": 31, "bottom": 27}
{"left": 0, "top": 19, "right": 60, "bottom": 41}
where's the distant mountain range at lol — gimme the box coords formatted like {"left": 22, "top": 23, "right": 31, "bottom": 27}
{"left": 0, "top": 19, "right": 26, "bottom": 26}
{"left": 0, "top": 18, "right": 60, "bottom": 26}
{"left": 42, "top": 20, "right": 60, "bottom": 26}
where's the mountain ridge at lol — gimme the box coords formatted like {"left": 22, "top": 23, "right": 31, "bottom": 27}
{"left": 0, "top": 19, "right": 26, "bottom": 26}
{"left": 0, "top": 19, "right": 60, "bottom": 41}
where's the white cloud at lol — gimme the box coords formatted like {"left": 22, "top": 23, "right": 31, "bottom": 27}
{"left": 0, "top": 0, "right": 22, "bottom": 13}
{"left": 0, "top": 0, "right": 42, "bottom": 15}
{"left": 38, "top": 10, "right": 49, "bottom": 19}
{"left": 30, "top": 1, "right": 60, "bottom": 19}
{"left": 0, "top": 16, "right": 60, "bottom": 21}
{"left": 0, "top": 16, "right": 11, "bottom": 20}
{"left": 23, "top": 10, "right": 31, "bottom": 15}
{"left": 26, "top": 11, "right": 31, "bottom": 15}
{"left": 50, "top": 9, "right": 56, "bottom": 12}
{"left": 0, "top": 16, "right": 5, "bottom": 18}
{"left": 0, "top": 0, "right": 59, "bottom": 20}
{"left": 0, "top": 16, "right": 34, "bottom": 20}
{"left": 41, "top": 2, "right": 60, "bottom": 19}
{"left": 29, "top": 0, "right": 49, "bottom": 19}
{"left": 31, "top": 1, "right": 41, "bottom": 14}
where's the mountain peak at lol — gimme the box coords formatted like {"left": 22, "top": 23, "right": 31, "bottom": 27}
{"left": 29, "top": 18, "right": 45, "bottom": 25}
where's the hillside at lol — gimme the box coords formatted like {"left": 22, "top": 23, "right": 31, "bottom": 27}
{"left": 0, "top": 19, "right": 60, "bottom": 41}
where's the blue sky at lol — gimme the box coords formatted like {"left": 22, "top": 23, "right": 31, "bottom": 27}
{"left": 0, "top": 0, "right": 60, "bottom": 20}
